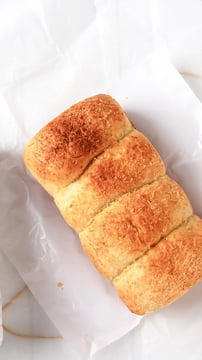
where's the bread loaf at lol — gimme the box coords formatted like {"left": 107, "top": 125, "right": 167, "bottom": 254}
{"left": 24, "top": 94, "right": 202, "bottom": 314}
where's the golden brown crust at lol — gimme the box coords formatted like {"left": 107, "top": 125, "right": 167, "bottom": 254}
{"left": 113, "top": 215, "right": 202, "bottom": 315}
{"left": 79, "top": 176, "right": 193, "bottom": 280}
{"left": 55, "top": 130, "right": 165, "bottom": 232}
{"left": 24, "top": 94, "right": 133, "bottom": 196}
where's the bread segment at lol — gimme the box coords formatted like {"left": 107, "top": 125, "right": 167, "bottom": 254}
{"left": 80, "top": 176, "right": 193, "bottom": 280}
{"left": 24, "top": 94, "right": 133, "bottom": 196}
{"left": 55, "top": 130, "right": 165, "bottom": 232}
{"left": 113, "top": 215, "right": 202, "bottom": 314}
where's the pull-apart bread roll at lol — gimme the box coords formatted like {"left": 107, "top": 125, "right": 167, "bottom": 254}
{"left": 80, "top": 176, "right": 192, "bottom": 280}
{"left": 55, "top": 130, "right": 165, "bottom": 232}
{"left": 24, "top": 94, "right": 133, "bottom": 196}
{"left": 24, "top": 94, "right": 202, "bottom": 314}
{"left": 114, "top": 215, "right": 202, "bottom": 314}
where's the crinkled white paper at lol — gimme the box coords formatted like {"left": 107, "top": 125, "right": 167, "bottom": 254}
{"left": 0, "top": 1, "right": 202, "bottom": 359}
{"left": 152, "top": 0, "right": 202, "bottom": 74}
